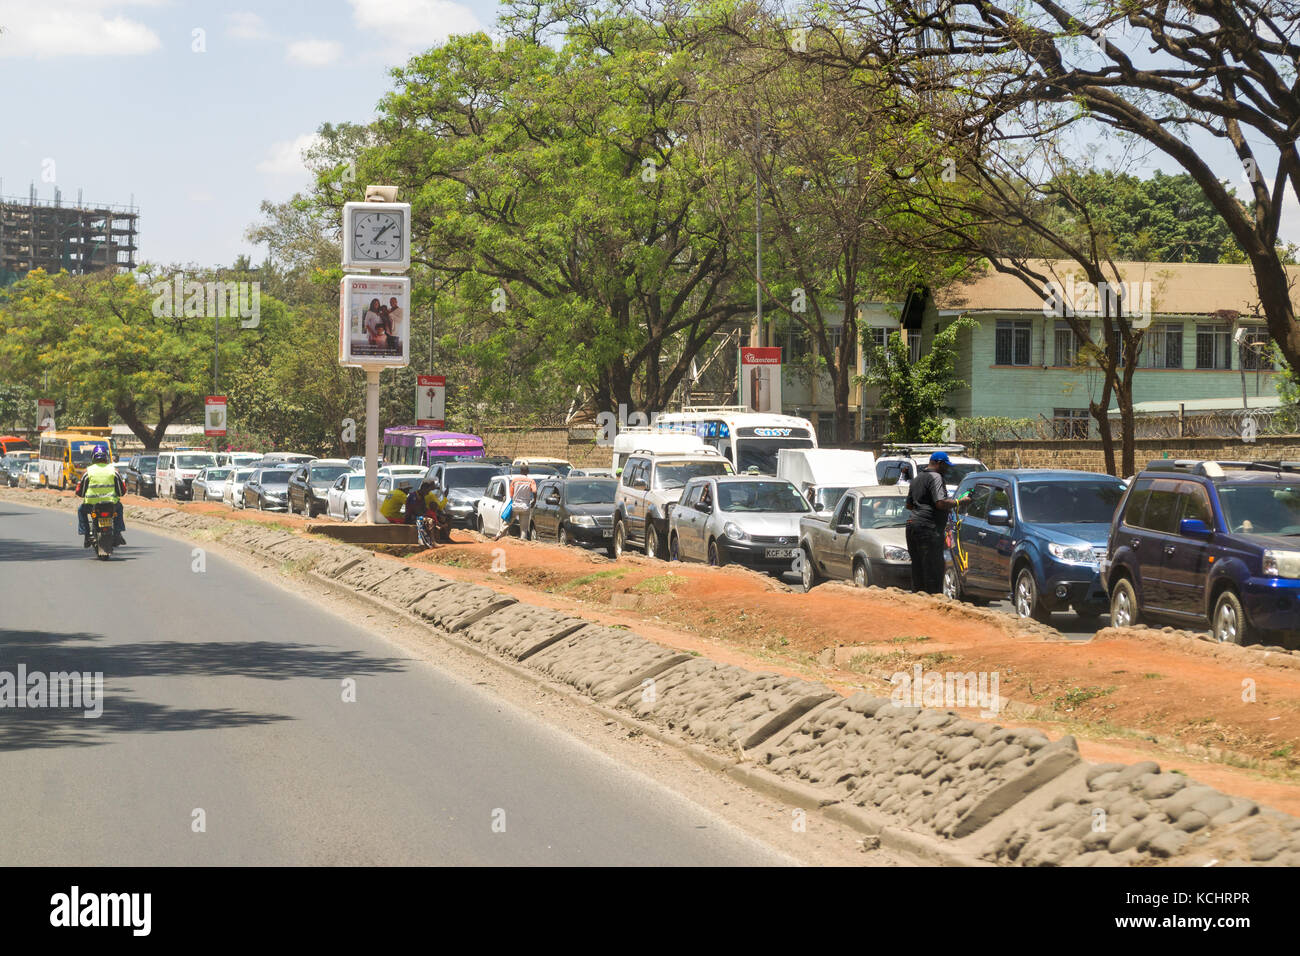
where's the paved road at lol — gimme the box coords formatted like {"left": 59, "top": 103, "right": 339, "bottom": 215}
{"left": 0, "top": 503, "right": 794, "bottom": 865}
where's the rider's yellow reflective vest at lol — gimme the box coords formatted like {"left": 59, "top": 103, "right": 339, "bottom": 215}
{"left": 83, "top": 462, "right": 119, "bottom": 504}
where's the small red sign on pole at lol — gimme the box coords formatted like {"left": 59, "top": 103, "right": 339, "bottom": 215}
{"left": 204, "top": 396, "right": 228, "bottom": 437}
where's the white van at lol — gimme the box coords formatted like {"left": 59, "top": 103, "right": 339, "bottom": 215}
{"left": 610, "top": 427, "right": 708, "bottom": 474}
{"left": 156, "top": 449, "right": 219, "bottom": 500}
{"left": 777, "top": 447, "right": 877, "bottom": 512}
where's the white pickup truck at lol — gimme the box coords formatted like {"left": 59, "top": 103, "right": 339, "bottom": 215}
{"left": 797, "top": 484, "right": 913, "bottom": 591}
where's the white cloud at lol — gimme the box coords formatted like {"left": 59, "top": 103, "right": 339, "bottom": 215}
{"left": 227, "top": 11, "right": 268, "bottom": 41}
{"left": 347, "top": 0, "right": 481, "bottom": 47}
{"left": 256, "top": 133, "right": 322, "bottom": 176}
{"left": 0, "top": 1, "right": 162, "bottom": 58}
{"left": 286, "top": 38, "right": 343, "bottom": 67}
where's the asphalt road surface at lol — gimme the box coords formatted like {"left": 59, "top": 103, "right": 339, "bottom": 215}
{"left": 0, "top": 503, "right": 796, "bottom": 865}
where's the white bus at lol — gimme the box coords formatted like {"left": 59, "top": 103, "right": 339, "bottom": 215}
{"left": 652, "top": 406, "right": 817, "bottom": 475}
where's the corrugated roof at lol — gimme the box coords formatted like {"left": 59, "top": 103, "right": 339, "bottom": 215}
{"left": 934, "top": 260, "right": 1300, "bottom": 316}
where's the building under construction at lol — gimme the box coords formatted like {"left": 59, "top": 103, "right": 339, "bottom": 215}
{"left": 0, "top": 188, "right": 138, "bottom": 285}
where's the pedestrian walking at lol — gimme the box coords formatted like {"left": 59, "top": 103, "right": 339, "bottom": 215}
{"left": 904, "top": 451, "right": 959, "bottom": 594}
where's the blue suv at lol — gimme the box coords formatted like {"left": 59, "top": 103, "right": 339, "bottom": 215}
{"left": 943, "top": 470, "right": 1128, "bottom": 622}
{"left": 1101, "top": 461, "right": 1300, "bottom": 646}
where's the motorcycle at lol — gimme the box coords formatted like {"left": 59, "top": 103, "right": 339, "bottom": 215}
{"left": 88, "top": 502, "right": 117, "bottom": 559}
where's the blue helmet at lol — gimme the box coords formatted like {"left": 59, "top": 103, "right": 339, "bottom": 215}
{"left": 92, "top": 446, "right": 110, "bottom": 463}
{"left": 929, "top": 451, "right": 951, "bottom": 466}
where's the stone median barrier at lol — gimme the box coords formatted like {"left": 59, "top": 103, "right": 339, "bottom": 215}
{"left": 5, "top": 484, "right": 1298, "bottom": 867}
{"left": 610, "top": 658, "right": 836, "bottom": 752}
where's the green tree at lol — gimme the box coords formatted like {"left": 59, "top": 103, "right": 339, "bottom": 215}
{"left": 860, "top": 317, "right": 977, "bottom": 442}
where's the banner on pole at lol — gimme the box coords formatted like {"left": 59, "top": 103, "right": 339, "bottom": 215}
{"left": 36, "top": 398, "right": 55, "bottom": 433}
{"left": 417, "top": 375, "right": 446, "bottom": 428}
{"left": 204, "top": 396, "right": 228, "bottom": 437}
{"left": 739, "top": 346, "right": 782, "bottom": 413}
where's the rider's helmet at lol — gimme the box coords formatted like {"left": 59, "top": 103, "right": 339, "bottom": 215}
{"left": 92, "top": 446, "right": 110, "bottom": 463}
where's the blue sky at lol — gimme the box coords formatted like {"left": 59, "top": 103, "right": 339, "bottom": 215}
{"left": 2, "top": 1, "right": 1297, "bottom": 270}
{"left": 0, "top": 0, "right": 500, "bottom": 266}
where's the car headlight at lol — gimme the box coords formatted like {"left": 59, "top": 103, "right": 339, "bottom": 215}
{"left": 723, "top": 521, "right": 751, "bottom": 542}
{"left": 882, "top": 546, "right": 910, "bottom": 563}
{"left": 1263, "top": 550, "right": 1300, "bottom": 578}
{"left": 570, "top": 515, "right": 596, "bottom": 527}
{"left": 1048, "top": 542, "right": 1097, "bottom": 565}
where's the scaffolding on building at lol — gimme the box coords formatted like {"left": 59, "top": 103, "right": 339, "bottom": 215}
{"left": 0, "top": 185, "right": 138, "bottom": 285}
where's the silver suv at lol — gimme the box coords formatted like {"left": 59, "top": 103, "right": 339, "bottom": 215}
{"left": 612, "top": 448, "right": 732, "bottom": 559}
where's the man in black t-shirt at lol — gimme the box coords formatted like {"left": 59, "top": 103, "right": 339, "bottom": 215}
{"left": 904, "top": 451, "right": 959, "bottom": 594}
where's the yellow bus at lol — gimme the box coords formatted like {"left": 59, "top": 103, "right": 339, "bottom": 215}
{"left": 37, "top": 428, "right": 117, "bottom": 490}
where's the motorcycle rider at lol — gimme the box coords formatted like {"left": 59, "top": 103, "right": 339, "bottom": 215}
{"left": 75, "top": 446, "right": 126, "bottom": 547}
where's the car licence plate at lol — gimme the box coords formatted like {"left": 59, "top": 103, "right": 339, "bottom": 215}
{"left": 764, "top": 548, "right": 795, "bottom": 559}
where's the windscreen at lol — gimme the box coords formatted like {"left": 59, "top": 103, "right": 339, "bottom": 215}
{"left": 206, "top": 469, "right": 231, "bottom": 480}
{"left": 565, "top": 479, "right": 617, "bottom": 504}
{"left": 71, "top": 441, "right": 109, "bottom": 464}
{"left": 813, "top": 486, "right": 850, "bottom": 511}
{"left": 310, "top": 465, "right": 351, "bottom": 483}
{"left": 717, "top": 481, "right": 810, "bottom": 513}
{"left": 1017, "top": 480, "right": 1126, "bottom": 524}
{"left": 946, "top": 463, "right": 988, "bottom": 485}
{"left": 859, "top": 494, "right": 909, "bottom": 528}
{"left": 653, "top": 460, "right": 731, "bottom": 490}
{"left": 446, "top": 466, "right": 503, "bottom": 490}
{"left": 260, "top": 470, "right": 294, "bottom": 485}
{"left": 1218, "top": 483, "right": 1300, "bottom": 536}
{"left": 735, "top": 438, "right": 815, "bottom": 475}
{"left": 177, "top": 454, "right": 217, "bottom": 469}
{"left": 346, "top": 475, "right": 366, "bottom": 490}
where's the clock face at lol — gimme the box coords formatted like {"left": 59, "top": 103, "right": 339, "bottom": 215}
{"left": 351, "top": 211, "right": 403, "bottom": 261}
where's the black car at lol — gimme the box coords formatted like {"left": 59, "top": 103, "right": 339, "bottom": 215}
{"left": 124, "top": 454, "right": 159, "bottom": 497}
{"left": 287, "top": 460, "right": 352, "bottom": 517}
{"left": 2, "top": 454, "right": 35, "bottom": 487}
{"left": 242, "top": 468, "right": 294, "bottom": 511}
{"left": 424, "top": 461, "right": 507, "bottom": 528}
{"left": 526, "top": 476, "right": 618, "bottom": 554}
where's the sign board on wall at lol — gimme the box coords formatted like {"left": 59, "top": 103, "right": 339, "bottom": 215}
{"left": 739, "top": 346, "right": 782, "bottom": 413}
{"left": 37, "top": 398, "right": 55, "bottom": 432}
{"left": 204, "top": 396, "right": 227, "bottom": 437}
{"left": 417, "top": 375, "right": 446, "bottom": 428}
{"left": 338, "top": 275, "right": 412, "bottom": 368}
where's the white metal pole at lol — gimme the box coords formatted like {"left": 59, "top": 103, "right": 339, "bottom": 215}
{"left": 364, "top": 368, "right": 381, "bottom": 523}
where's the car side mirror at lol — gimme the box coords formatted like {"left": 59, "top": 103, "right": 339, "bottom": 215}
{"left": 813, "top": 501, "right": 824, "bottom": 512}
{"left": 1179, "top": 517, "right": 1213, "bottom": 539}
{"left": 547, "top": 493, "right": 560, "bottom": 505}
{"left": 835, "top": 520, "right": 854, "bottom": 533}
{"left": 988, "top": 508, "right": 1011, "bottom": 527}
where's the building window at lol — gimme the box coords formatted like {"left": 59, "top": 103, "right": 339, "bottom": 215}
{"left": 1240, "top": 327, "right": 1274, "bottom": 371}
{"left": 1052, "top": 408, "right": 1090, "bottom": 439}
{"left": 825, "top": 325, "right": 844, "bottom": 358}
{"left": 1196, "top": 325, "right": 1232, "bottom": 369}
{"left": 907, "top": 329, "right": 921, "bottom": 363}
{"left": 864, "top": 327, "right": 889, "bottom": 365}
{"left": 995, "top": 320, "right": 1032, "bottom": 366}
{"left": 786, "top": 330, "right": 811, "bottom": 362}
{"left": 816, "top": 414, "right": 837, "bottom": 445}
{"left": 1142, "top": 323, "right": 1183, "bottom": 369}
{"left": 1053, "top": 320, "right": 1089, "bottom": 367}
{"left": 862, "top": 413, "right": 889, "bottom": 442}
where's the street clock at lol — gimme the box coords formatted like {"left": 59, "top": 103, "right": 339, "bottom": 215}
{"left": 341, "top": 200, "right": 411, "bottom": 272}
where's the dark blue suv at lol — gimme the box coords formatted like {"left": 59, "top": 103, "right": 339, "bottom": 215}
{"left": 943, "top": 470, "right": 1128, "bottom": 622}
{"left": 1101, "top": 461, "right": 1300, "bottom": 645}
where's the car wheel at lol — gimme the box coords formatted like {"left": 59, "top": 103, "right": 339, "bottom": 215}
{"left": 853, "top": 558, "right": 870, "bottom": 589}
{"left": 646, "top": 523, "right": 662, "bottom": 560}
{"left": 1212, "top": 589, "right": 1254, "bottom": 645}
{"left": 558, "top": 524, "right": 570, "bottom": 547}
{"left": 1014, "top": 567, "right": 1050, "bottom": 623}
{"left": 799, "top": 546, "right": 821, "bottom": 592}
{"left": 1109, "top": 577, "right": 1141, "bottom": 628}
{"left": 668, "top": 533, "right": 680, "bottom": 562}
{"left": 612, "top": 520, "right": 626, "bottom": 559}
{"left": 943, "top": 566, "right": 960, "bottom": 600}
{"left": 707, "top": 538, "right": 726, "bottom": 567}
{"left": 257, "top": 497, "right": 264, "bottom": 511}
{"left": 476, "top": 514, "right": 485, "bottom": 535}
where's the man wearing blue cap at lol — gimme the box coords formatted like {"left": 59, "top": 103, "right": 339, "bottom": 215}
{"left": 904, "top": 451, "right": 959, "bottom": 593}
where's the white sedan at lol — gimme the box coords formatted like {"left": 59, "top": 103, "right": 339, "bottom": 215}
{"left": 224, "top": 468, "right": 255, "bottom": 509}
{"left": 476, "top": 474, "right": 536, "bottom": 536}
{"left": 327, "top": 472, "right": 368, "bottom": 521}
